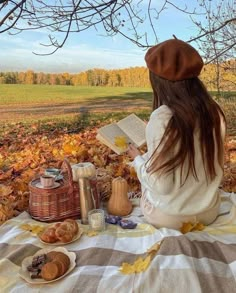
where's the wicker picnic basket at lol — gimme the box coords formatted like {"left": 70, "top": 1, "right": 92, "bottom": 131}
{"left": 28, "top": 159, "right": 100, "bottom": 222}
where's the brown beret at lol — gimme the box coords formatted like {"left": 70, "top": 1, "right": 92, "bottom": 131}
{"left": 145, "top": 39, "right": 204, "bottom": 81}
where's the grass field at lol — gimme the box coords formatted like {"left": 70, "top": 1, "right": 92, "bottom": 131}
{"left": 0, "top": 84, "right": 235, "bottom": 136}
{"left": 0, "top": 84, "right": 152, "bottom": 105}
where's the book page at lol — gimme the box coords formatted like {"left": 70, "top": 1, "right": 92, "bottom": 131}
{"left": 117, "top": 114, "right": 146, "bottom": 147}
{"left": 97, "top": 123, "right": 135, "bottom": 154}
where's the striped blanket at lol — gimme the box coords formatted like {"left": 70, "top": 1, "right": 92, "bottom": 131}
{"left": 0, "top": 191, "right": 236, "bottom": 293}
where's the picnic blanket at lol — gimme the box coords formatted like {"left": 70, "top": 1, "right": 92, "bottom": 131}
{"left": 1, "top": 190, "right": 236, "bottom": 293}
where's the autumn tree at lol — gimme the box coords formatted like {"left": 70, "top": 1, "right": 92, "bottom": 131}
{"left": 190, "top": 0, "right": 236, "bottom": 93}
{"left": 25, "top": 70, "right": 35, "bottom": 84}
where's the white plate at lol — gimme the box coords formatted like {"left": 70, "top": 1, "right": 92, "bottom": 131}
{"left": 18, "top": 247, "right": 76, "bottom": 284}
{"left": 39, "top": 224, "right": 83, "bottom": 246}
{"left": 35, "top": 182, "right": 60, "bottom": 189}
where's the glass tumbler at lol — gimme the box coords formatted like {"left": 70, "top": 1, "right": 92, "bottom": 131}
{"left": 88, "top": 209, "right": 105, "bottom": 231}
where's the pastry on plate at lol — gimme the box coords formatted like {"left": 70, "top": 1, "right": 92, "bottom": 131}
{"left": 39, "top": 219, "right": 79, "bottom": 244}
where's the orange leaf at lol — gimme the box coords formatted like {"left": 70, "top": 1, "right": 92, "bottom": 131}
{"left": 180, "top": 222, "right": 195, "bottom": 234}
{"left": 180, "top": 221, "right": 205, "bottom": 234}
{"left": 0, "top": 184, "right": 13, "bottom": 196}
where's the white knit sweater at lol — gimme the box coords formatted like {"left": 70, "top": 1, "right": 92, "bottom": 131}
{"left": 133, "top": 105, "right": 225, "bottom": 216}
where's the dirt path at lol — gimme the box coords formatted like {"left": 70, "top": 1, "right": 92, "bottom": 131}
{"left": 1, "top": 99, "right": 152, "bottom": 122}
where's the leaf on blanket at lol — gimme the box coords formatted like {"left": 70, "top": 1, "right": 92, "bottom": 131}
{"left": 180, "top": 221, "right": 205, "bottom": 234}
{"left": 86, "top": 230, "right": 99, "bottom": 237}
{"left": 119, "top": 240, "right": 162, "bottom": 274}
{"left": 120, "top": 255, "right": 151, "bottom": 274}
{"left": 147, "top": 241, "right": 162, "bottom": 255}
{"left": 20, "top": 224, "right": 44, "bottom": 235}
{"left": 193, "top": 222, "right": 205, "bottom": 231}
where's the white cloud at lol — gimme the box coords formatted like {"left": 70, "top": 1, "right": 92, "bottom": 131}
{"left": 0, "top": 35, "right": 146, "bottom": 73}
{"left": 0, "top": 1, "right": 199, "bottom": 73}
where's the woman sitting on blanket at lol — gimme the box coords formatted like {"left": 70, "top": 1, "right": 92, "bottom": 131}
{"left": 127, "top": 38, "right": 226, "bottom": 230}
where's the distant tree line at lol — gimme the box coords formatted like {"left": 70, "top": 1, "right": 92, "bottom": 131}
{"left": 0, "top": 67, "right": 149, "bottom": 87}
{"left": 0, "top": 61, "right": 235, "bottom": 91}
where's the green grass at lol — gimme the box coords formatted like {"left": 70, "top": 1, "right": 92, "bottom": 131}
{"left": 0, "top": 84, "right": 152, "bottom": 105}
{"left": 0, "top": 84, "right": 235, "bottom": 137}
{"left": 212, "top": 91, "right": 236, "bottom": 100}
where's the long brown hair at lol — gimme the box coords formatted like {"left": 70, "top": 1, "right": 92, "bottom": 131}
{"left": 147, "top": 71, "right": 225, "bottom": 183}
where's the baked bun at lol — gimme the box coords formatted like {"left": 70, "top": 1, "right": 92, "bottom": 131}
{"left": 55, "top": 223, "right": 74, "bottom": 243}
{"left": 40, "top": 219, "right": 79, "bottom": 243}
{"left": 64, "top": 219, "right": 79, "bottom": 234}
{"left": 40, "top": 227, "right": 58, "bottom": 243}
{"left": 55, "top": 220, "right": 79, "bottom": 243}
{"left": 53, "top": 222, "right": 61, "bottom": 229}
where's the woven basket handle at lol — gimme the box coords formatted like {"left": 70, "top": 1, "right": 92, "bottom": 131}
{"left": 59, "top": 158, "right": 74, "bottom": 194}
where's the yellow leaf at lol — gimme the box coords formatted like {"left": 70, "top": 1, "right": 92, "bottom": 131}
{"left": 134, "top": 255, "right": 151, "bottom": 273}
{"left": 147, "top": 241, "right": 162, "bottom": 254}
{"left": 86, "top": 230, "right": 99, "bottom": 237}
{"left": 114, "top": 136, "right": 128, "bottom": 151}
{"left": 180, "top": 221, "right": 205, "bottom": 234}
{"left": 20, "top": 224, "right": 31, "bottom": 230}
{"left": 120, "top": 255, "right": 151, "bottom": 275}
{"left": 31, "top": 225, "right": 45, "bottom": 235}
{"left": 63, "top": 142, "right": 75, "bottom": 154}
{"left": 180, "top": 222, "right": 194, "bottom": 234}
{"left": 52, "top": 148, "right": 59, "bottom": 156}
{"left": 119, "top": 262, "right": 136, "bottom": 274}
{"left": 20, "top": 224, "right": 44, "bottom": 235}
{"left": 192, "top": 222, "right": 205, "bottom": 231}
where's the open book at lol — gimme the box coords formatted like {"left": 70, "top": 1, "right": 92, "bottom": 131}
{"left": 96, "top": 113, "right": 146, "bottom": 154}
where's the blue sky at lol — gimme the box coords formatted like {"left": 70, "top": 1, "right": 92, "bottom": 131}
{"left": 0, "top": 1, "right": 201, "bottom": 73}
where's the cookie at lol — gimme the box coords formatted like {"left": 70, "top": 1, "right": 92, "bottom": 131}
{"left": 47, "top": 251, "right": 59, "bottom": 261}
{"left": 54, "top": 252, "right": 70, "bottom": 269}
{"left": 41, "top": 262, "right": 60, "bottom": 281}
{"left": 51, "top": 260, "right": 64, "bottom": 277}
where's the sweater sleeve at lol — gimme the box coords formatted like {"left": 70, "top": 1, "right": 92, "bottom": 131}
{"left": 133, "top": 106, "right": 175, "bottom": 197}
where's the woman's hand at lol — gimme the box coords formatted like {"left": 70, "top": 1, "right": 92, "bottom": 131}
{"left": 127, "top": 143, "right": 141, "bottom": 160}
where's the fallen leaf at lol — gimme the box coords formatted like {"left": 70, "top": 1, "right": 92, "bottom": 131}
{"left": 134, "top": 255, "right": 151, "bottom": 273}
{"left": 119, "top": 262, "right": 135, "bottom": 274}
{"left": 180, "top": 221, "right": 205, "bottom": 234}
{"left": 192, "top": 222, "right": 205, "bottom": 231}
{"left": 147, "top": 241, "right": 162, "bottom": 255}
{"left": 180, "top": 222, "right": 194, "bottom": 234}
{"left": 0, "top": 184, "right": 13, "bottom": 196}
{"left": 20, "top": 223, "right": 44, "bottom": 235}
{"left": 120, "top": 255, "right": 151, "bottom": 274}
{"left": 86, "top": 230, "right": 99, "bottom": 237}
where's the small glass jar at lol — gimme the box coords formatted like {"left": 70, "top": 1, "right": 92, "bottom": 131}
{"left": 88, "top": 209, "right": 105, "bottom": 231}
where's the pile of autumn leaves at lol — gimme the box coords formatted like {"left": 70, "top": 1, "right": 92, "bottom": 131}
{"left": 0, "top": 122, "right": 235, "bottom": 225}
{"left": 0, "top": 123, "right": 139, "bottom": 224}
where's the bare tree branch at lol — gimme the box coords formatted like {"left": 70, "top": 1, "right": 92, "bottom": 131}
{"left": 189, "top": 17, "right": 236, "bottom": 43}
{"left": 0, "top": 0, "right": 234, "bottom": 63}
